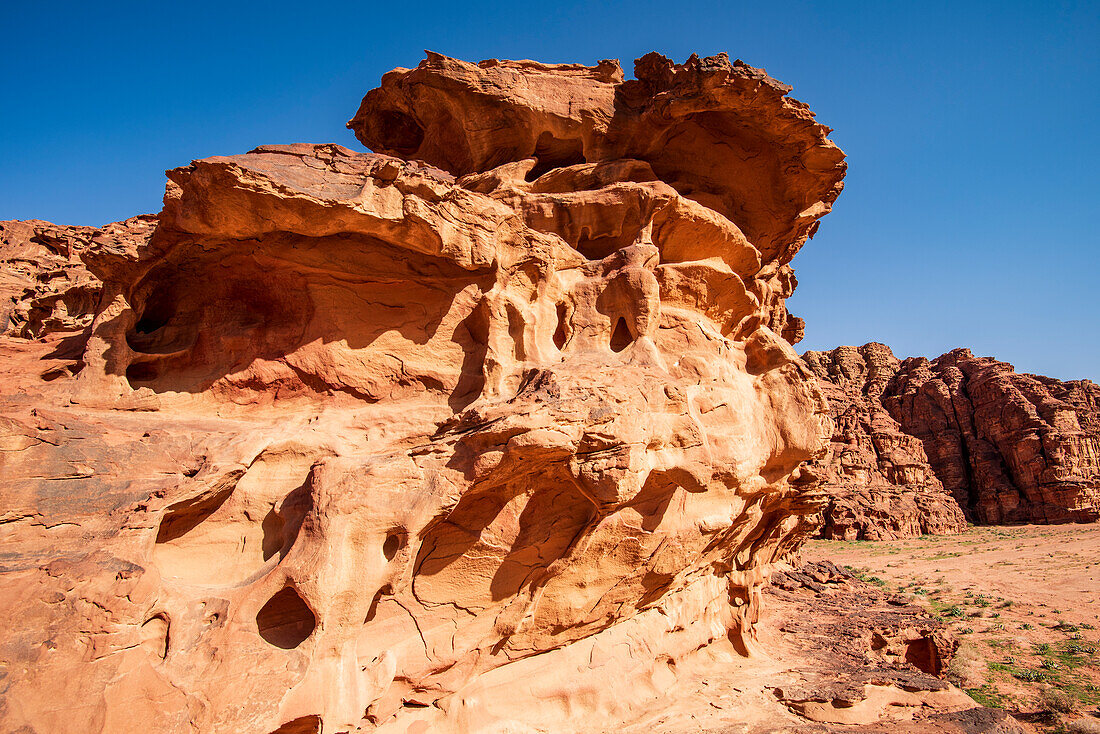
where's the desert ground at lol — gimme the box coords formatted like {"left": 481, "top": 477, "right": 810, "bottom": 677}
{"left": 806, "top": 524, "right": 1100, "bottom": 731}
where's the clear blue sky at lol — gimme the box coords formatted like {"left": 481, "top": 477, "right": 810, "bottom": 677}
{"left": 3, "top": 1, "right": 1097, "bottom": 380}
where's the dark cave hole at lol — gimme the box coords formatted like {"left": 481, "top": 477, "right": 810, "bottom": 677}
{"left": 377, "top": 110, "right": 425, "bottom": 155}
{"left": 156, "top": 485, "right": 234, "bottom": 544}
{"left": 525, "top": 132, "right": 586, "bottom": 181}
{"left": 383, "top": 532, "right": 404, "bottom": 561}
{"left": 268, "top": 715, "right": 322, "bottom": 734}
{"left": 126, "top": 361, "right": 159, "bottom": 384}
{"left": 256, "top": 587, "right": 316, "bottom": 649}
{"left": 133, "top": 286, "right": 178, "bottom": 335}
{"left": 553, "top": 303, "right": 569, "bottom": 350}
{"left": 610, "top": 317, "right": 633, "bottom": 353}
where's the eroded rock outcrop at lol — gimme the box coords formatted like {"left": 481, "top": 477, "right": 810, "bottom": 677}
{"left": 0, "top": 52, "right": 850, "bottom": 734}
{"left": 1, "top": 219, "right": 100, "bottom": 339}
{"left": 803, "top": 344, "right": 967, "bottom": 540}
{"left": 886, "top": 349, "right": 1100, "bottom": 524}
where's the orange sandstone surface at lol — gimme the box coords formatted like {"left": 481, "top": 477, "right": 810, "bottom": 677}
{"left": 0, "top": 53, "right": 1023, "bottom": 733}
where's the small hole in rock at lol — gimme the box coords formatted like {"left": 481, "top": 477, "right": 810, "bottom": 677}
{"left": 506, "top": 304, "right": 526, "bottom": 362}
{"left": 383, "top": 532, "right": 403, "bottom": 561}
{"left": 257, "top": 587, "right": 316, "bottom": 649}
{"left": 610, "top": 317, "right": 633, "bottom": 353}
{"left": 133, "top": 287, "right": 178, "bottom": 335}
{"left": 126, "top": 361, "right": 159, "bottom": 384}
{"left": 156, "top": 486, "right": 233, "bottom": 544}
{"left": 377, "top": 110, "right": 425, "bottom": 155}
{"left": 140, "top": 614, "right": 169, "bottom": 660}
{"left": 261, "top": 509, "right": 286, "bottom": 561}
{"left": 553, "top": 303, "right": 569, "bottom": 350}
{"left": 365, "top": 584, "right": 393, "bottom": 623}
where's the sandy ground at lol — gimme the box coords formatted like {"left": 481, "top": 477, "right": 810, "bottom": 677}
{"left": 805, "top": 524, "right": 1100, "bottom": 731}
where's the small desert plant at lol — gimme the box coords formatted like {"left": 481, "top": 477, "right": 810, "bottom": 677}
{"left": 1014, "top": 668, "right": 1046, "bottom": 682}
{"left": 1039, "top": 686, "right": 1077, "bottom": 714}
{"left": 942, "top": 605, "right": 966, "bottom": 618}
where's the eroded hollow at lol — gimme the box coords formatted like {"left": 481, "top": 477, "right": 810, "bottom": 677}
{"left": 156, "top": 486, "right": 234, "bottom": 544}
{"left": 153, "top": 455, "right": 316, "bottom": 587}
{"left": 139, "top": 614, "right": 169, "bottom": 660}
{"left": 553, "top": 303, "right": 570, "bottom": 350}
{"left": 257, "top": 587, "right": 316, "bottom": 649}
{"left": 383, "top": 532, "right": 404, "bottom": 561}
{"left": 904, "top": 636, "right": 941, "bottom": 676}
{"left": 375, "top": 110, "right": 425, "bottom": 155}
{"left": 525, "top": 132, "right": 586, "bottom": 181}
{"left": 610, "top": 317, "right": 633, "bottom": 353}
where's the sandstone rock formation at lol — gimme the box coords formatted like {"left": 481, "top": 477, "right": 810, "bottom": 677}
{"left": 806, "top": 343, "right": 1100, "bottom": 533}
{"left": 0, "top": 52, "right": 1020, "bottom": 733}
{"left": 803, "top": 344, "right": 967, "bottom": 540}
{"left": 1, "top": 219, "right": 101, "bottom": 339}
{"left": 0, "top": 52, "right": 852, "bottom": 734}
{"left": 886, "top": 349, "right": 1100, "bottom": 524}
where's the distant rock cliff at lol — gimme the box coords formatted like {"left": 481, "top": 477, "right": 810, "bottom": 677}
{"left": 886, "top": 349, "right": 1100, "bottom": 524}
{"left": 803, "top": 344, "right": 967, "bottom": 540}
{"left": 807, "top": 343, "right": 1100, "bottom": 536}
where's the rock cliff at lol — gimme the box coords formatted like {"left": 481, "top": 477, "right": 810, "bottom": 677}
{"left": 0, "top": 52, "right": 856, "bottom": 734}
{"left": 806, "top": 343, "right": 1100, "bottom": 534}
{"left": 886, "top": 349, "right": 1100, "bottom": 524}
{"left": 802, "top": 344, "right": 967, "bottom": 540}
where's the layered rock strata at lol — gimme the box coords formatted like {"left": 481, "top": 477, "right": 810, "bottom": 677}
{"left": 807, "top": 343, "right": 1100, "bottom": 532}
{"left": 803, "top": 344, "right": 967, "bottom": 540}
{"left": 0, "top": 52, "right": 851, "bottom": 734}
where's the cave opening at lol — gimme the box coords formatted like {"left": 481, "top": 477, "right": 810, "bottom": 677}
{"left": 610, "top": 317, "right": 633, "bottom": 353}
{"left": 256, "top": 587, "right": 316, "bottom": 649}
{"left": 525, "top": 132, "right": 586, "bottom": 181}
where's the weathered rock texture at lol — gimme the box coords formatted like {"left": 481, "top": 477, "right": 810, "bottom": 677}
{"left": 803, "top": 344, "right": 967, "bottom": 540}
{"left": 886, "top": 349, "right": 1100, "bottom": 524}
{"left": 1, "top": 219, "right": 101, "bottom": 339}
{"left": 806, "top": 343, "right": 1100, "bottom": 532}
{"left": 0, "top": 52, "right": 860, "bottom": 734}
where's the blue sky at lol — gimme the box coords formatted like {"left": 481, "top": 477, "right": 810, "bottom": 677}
{"left": 3, "top": 1, "right": 1097, "bottom": 379}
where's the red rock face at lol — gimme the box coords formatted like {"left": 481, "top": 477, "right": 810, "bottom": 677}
{"left": 803, "top": 344, "right": 968, "bottom": 540}
{"left": 885, "top": 349, "right": 1100, "bottom": 524}
{"left": 0, "top": 53, "right": 853, "bottom": 734}
{"left": 1, "top": 220, "right": 100, "bottom": 339}
{"left": 807, "top": 343, "right": 1100, "bottom": 533}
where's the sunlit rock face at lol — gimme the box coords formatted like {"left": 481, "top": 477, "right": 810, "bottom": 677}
{"left": 885, "top": 349, "right": 1100, "bottom": 525}
{"left": 802, "top": 343, "right": 968, "bottom": 540}
{"left": 0, "top": 52, "right": 845, "bottom": 733}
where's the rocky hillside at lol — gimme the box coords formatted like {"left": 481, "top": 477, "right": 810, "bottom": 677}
{"left": 802, "top": 344, "right": 967, "bottom": 540}
{"left": 806, "top": 343, "right": 1100, "bottom": 537}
